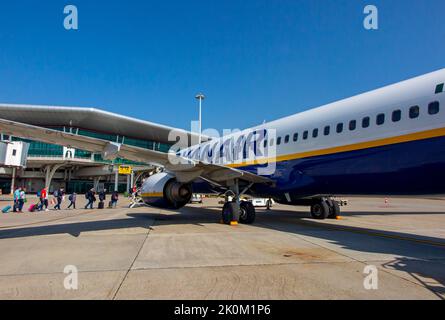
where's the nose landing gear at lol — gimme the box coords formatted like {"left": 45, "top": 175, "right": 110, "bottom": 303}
{"left": 221, "top": 179, "right": 257, "bottom": 225}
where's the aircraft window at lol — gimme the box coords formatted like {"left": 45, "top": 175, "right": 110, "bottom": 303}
{"left": 409, "top": 106, "right": 420, "bottom": 119}
{"left": 336, "top": 123, "right": 343, "bottom": 133}
{"left": 349, "top": 120, "right": 356, "bottom": 131}
{"left": 270, "top": 138, "right": 274, "bottom": 147}
{"left": 293, "top": 133, "right": 298, "bottom": 142}
{"left": 428, "top": 101, "right": 440, "bottom": 115}
{"left": 284, "top": 135, "right": 290, "bottom": 143}
{"left": 362, "top": 117, "right": 370, "bottom": 128}
{"left": 435, "top": 83, "right": 444, "bottom": 94}
{"left": 324, "top": 126, "right": 330, "bottom": 136}
{"left": 277, "top": 137, "right": 282, "bottom": 145}
{"left": 376, "top": 113, "right": 385, "bottom": 125}
{"left": 392, "top": 110, "right": 401, "bottom": 122}
{"left": 312, "top": 128, "right": 318, "bottom": 138}
{"left": 303, "top": 131, "right": 308, "bottom": 140}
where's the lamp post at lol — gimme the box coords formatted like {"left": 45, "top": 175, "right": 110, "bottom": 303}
{"left": 195, "top": 93, "right": 205, "bottom": 144}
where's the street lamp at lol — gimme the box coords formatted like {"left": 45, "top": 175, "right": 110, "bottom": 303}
{"left": 195, "top": 93, "right": 205, "bottom": 144}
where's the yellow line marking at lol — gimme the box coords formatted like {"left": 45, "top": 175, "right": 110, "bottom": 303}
{"left": 227, "top": 126, "right": 445, "bottom": 168}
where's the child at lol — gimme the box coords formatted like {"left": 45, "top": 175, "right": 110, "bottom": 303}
{"left": 67, "top": 192, "right": 77, "bottom": 209}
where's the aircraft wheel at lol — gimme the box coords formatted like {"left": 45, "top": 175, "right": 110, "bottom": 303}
{"left": 222, "top": 202, "right": 239, "bottom": 224}
{"left": 310, "top": 201, "right": 329, "bottom": 220}
{"left": 239, "top": 201, "right": 256, "bottom": 224}
{"left": 328, "top": 200, "right": 340, "bottom": 219}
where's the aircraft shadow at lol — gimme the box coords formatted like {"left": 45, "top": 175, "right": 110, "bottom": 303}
{"left": 0, "top": 205, "right": 443, "bottom": 298}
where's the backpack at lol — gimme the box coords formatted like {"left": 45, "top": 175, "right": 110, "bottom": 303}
{"left": 68, "top": 194, "right": 73, "bottom": 201}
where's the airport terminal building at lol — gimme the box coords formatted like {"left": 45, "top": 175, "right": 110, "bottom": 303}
{"left": 0, "top": 104, "right": 201, "bottom": 194}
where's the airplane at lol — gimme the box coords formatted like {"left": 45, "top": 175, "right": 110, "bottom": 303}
{"left": 0, "top": 68, "right": 444, "bottom": 225}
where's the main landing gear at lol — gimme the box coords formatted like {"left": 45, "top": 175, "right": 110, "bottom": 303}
{"left": 221, "top": 180, "right": 256, "bottom": 225}
{"left": 310, "top": 197, "right": 340, "bottom": 220}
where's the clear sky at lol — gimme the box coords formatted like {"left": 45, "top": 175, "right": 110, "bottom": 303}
{"left": 0, "top": 0, "right": 444, "bottom": 135}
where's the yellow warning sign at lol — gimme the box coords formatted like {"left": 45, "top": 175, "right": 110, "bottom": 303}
{"left": 118, "top": 165, "right": 133, "bottom": 175}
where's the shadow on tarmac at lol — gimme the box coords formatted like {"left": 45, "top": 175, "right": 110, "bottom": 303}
{"left": 0, "top": 205, "right": 444, "bottom": 298}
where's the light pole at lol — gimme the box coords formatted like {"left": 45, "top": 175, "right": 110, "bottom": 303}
{"left": 195, "top": 93, "right": 205, "bottom": 144}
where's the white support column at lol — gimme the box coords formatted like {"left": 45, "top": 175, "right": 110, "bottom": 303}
{"left": 10, "top": 167, "right": 16, "bottom": 195}
{"left": 130, "top": 171, "right": 134, "bottom": 190}
{"left": 114, "top": 170, "right": 119, "bottom": 192}
{"left": 93, "top": 177, "right": 101, "bottom": 191}
{"left": 44, "top": 164, "right": 64, "bottom": 191}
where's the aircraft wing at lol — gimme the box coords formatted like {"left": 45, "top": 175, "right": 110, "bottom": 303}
{"left": 0, "top": 118, "right": 272, "bottom": 185}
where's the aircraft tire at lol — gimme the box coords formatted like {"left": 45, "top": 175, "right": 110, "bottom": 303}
{"left": 310, "top": 201, "right": 329, "bottom": 219}
{"left": 328, "top": 200, "right": 340, "bottom": 219}
{"left": 239, "top": 201, "right": 256, "bottom": 224}
{"left": 222, "top": 202, "right": 238, "bottom": 224}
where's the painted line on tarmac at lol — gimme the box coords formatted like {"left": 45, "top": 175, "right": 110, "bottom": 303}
{"left": 296, "top": 219, "right": 445, "bottom": 248}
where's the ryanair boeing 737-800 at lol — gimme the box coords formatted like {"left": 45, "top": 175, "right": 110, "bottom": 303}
{"left": 0, "top": 68, "right": 444, "bottom": 224}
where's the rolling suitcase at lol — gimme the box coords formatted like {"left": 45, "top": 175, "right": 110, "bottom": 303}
{"left": 28, "top": 204, "right": 37, "bottom": 212}
{"left": 2, "top": 205, "right": 12, "bottom": 214}
{"left": 108, "top": 201, "right": 113, "bottom": 208}
{"left": 98, "top": 201, "right": 104, "bottom": 209}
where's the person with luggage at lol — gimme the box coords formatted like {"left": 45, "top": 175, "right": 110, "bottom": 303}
{"left": 110, "top": 191, "right": 119, "bottom": 208}
{"left": 13, "top": 187, "right": 21, "bottom": 212}
{"left": 98, "top": 189, "right": 106, "bottom": 209}
{"left": 67, "top": 192, "right": 77, "bottom": 209}
{"left": 17, "top": 188, "right": 26, "bottom": 212}
{"left": 40, "top": 187, "right": 49, "bottom": 212}
{"left": 84, "top": 189, "right": 96, "bottom": 209}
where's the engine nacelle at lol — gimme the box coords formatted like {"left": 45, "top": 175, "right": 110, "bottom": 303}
{"left": 140, "top": 172, "right": 192, "bottom": 209}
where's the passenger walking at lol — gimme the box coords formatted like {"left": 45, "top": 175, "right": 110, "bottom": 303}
{"left": 13, "top": 187, "right": 21, "bottom": 212}
{"left": 67, "top": 192, "right": 77, "bottom": 209}
{"left": 111, "top": 191, "right": 119, "bottom": 208}
{"left": 97, "top": 189, "right": 107, "bottom": 209}
{"left": 84, "top": 189, "right": 96, "bottom": 209}
{"left": 54, "top": 188, "right": 64, "bottom": 210}
{"left": 40, "top": 187, "right": 49, "bottom": 212}
{"left": 18, "top": 188, "right": 26, "bottom": 212}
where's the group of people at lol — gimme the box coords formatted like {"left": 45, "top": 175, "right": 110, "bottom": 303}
{"left": 84, "top": 189, "right": 119, "bottom": 209}
{"left": 11, "top": 187, "right": 119, "bottom": 212}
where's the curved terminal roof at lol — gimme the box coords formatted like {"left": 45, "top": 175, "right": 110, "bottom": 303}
{"left": 0, "top": 104, "right": 209, "bottom": 145}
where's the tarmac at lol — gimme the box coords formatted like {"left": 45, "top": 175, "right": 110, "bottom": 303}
{"left": 0, "top": 195, "right": 444, "bottom": 300}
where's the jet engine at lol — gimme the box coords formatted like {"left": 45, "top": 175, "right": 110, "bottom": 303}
{"left": 140, "top": 172, "right": 192, "bottom": 209}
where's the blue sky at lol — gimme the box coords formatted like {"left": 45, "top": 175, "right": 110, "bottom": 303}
{"left": 0, "top": 0, "right": 444, "bottom": 134}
